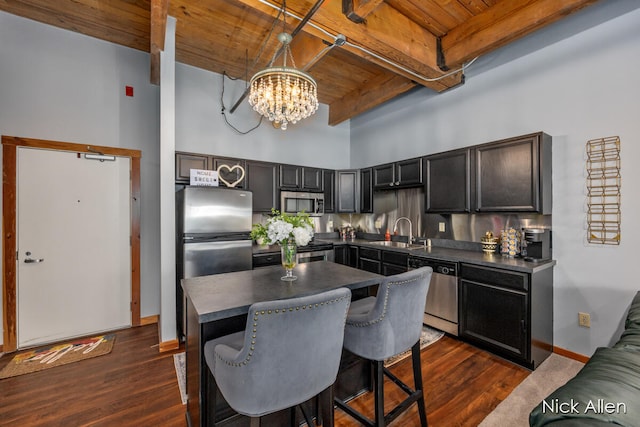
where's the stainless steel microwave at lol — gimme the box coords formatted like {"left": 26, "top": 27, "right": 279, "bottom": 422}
{"left": 280, "top": 191, "right": 324, "bottom": 216}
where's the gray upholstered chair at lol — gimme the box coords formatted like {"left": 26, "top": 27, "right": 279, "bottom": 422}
{"left": 204, "top": 287, "right": 352, "bottom": 427}
{"left": 334, "top": 267, "right": 433, "bottom": 427}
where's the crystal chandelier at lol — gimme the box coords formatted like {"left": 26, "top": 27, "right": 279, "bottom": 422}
{"left": 248, "top": 4, "right": 318, "bottom": 130}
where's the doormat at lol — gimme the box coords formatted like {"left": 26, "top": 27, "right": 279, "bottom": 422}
{"left": 384, "top": 325, "right": 445, "bottom": 367}
{"left": 0, "top": 334, "right": 115, "bottom": 379}
{"left": 174, "top": 352, "right": 187, "bottom": 405}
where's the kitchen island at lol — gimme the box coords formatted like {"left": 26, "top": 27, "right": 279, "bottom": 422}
{"left": 183, "top": 261, "right": 382, "bottom": 427}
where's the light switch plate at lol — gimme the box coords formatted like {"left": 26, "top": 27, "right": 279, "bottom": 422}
{"left": 439, "top": 222, "right": 446, "bottom": 232}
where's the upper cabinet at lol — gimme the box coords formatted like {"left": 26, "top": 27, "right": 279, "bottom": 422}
{"left": 176, "top": 131, "right": 550, "bottom": 215}
{"left": 373, "top": 158, "right": 423, "bottom": 190}
{"left": 246, "top": 161, "right": 278, "bottom": 213}
{"left": 337, "top": 170, "right": 359, "bottom": 213}
{"left": 323, "top": 170, "right": 335, "bottom": 213}
{"left": 279, "top": 165, "right": 323, "bottom": 191}
{"left": 279, "top": 164, "right": 300, "bottom": 189}
{"left": 302, "top": 167, "right": 323, "bottom": 192}
{"left": 175, "top": 152, "right": 211, "bottom": 183}
{"left": 425, "top": 149, "right": 472, "bottom": 213}
{"left": 360, "top": 168, "right": 373, "bottom": 213}
{"left": 475, "top": 133, "right": 552, "bottom": 214}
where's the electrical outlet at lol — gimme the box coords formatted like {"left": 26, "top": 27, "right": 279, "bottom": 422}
{"left": 578, "top": 312, "right": 591, "bottom": 328}
{"left": 439, "top": 222, "right": 446, "bottom": 232}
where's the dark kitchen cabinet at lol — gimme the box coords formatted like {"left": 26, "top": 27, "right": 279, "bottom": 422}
{"left": 372, "top": 163, "right": 394, "bottom": 189}
{"left": 358, "top": 247, "right": 381, "bottom": 274}
{"left": 459, "top": 263, "right": 553, "bottom": 369}
{"left": 337, "top": 170, "right": 359, "bottom": 213}
{"left": 335, "top": 245, "right": 360, "bottom": 269}
{"left": 381, "top": 250, "right": 408, "bottom": 276}
{"left": 252, "top": 252, "right": 281, "bottom": 269}
{"left": 360, "top": 168, "right": 373, "bottom": 213}
{"left": 425, "top": 149, "right": 472, "bottom": 212}
{"left": 334, "top": 245, "right": 347, "bottom": 265}
{"left": 246, "top": 161, "right": 278, "bottom": 212}
{"left": 302, "top": 167, "right": 323, "bottom": 191}
{"left": 213, "top": 157, "right": 246, "bottom": 188}
{"left": 475, "top": 132, "right": 552, "bottom": 214}
{"left": 323, "top": 170, "right": 335, "bottom": 213}
{"left": 279, "top": 165, "right": 301, "bottom": 189}
{"left": 348, "top": 246, "right": 359, "bottom": 268}
{"left": 280, "top": 165, "right": 323, "bottom": 191}
{"left": 175, "top": 152, "right": 212, "bottom": 183}
{"left": 373, "top": 158, "right": 423, "bottom": 190}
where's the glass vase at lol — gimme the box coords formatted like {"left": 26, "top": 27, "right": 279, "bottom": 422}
{"left": 280, "top": 242, "right": 298, "bottom": 281}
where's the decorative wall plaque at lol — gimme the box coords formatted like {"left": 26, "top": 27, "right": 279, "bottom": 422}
{"left": 217, "top": 164, "right": 245, "bottom": 188}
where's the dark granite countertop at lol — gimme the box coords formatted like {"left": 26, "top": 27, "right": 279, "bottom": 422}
{"left": 316, "top": 238, "right": 556, "bottom": 274}
{"left": 182, "top": 261, "right": 382, "bottom": 324}
{"left": 250, "top": 235, "right": 555, "bottom": 273}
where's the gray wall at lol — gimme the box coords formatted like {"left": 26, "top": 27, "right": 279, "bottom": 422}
{"left": 175, "top": 63, "right": 351, "bottom": 169}
{"left": 350, "top": 2, "right": 640, "bottom": 356}
{"left": 0, "top": 11, "right": 161, "bottom": 344}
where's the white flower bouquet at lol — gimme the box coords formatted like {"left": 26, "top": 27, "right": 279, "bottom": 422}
{"left": 250, "top": 209, "right": 314, "bottom": 246}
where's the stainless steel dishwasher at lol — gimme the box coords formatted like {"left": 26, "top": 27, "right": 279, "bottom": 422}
{"left": 409, "top": 256, "right": 459, "bottom": 336}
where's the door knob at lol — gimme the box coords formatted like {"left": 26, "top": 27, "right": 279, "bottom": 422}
{"left": 24, "top": 252, "right": 44, "bottom": 263}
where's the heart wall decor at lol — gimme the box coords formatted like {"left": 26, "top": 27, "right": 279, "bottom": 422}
{"left": 216, "top": 164, "right": 246, "bottom": 188}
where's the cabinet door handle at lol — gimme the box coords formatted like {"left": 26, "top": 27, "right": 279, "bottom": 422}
{"left": 521, "top": 319, "right": 526, "bottom": 332}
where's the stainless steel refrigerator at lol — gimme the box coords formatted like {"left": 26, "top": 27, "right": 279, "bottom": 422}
{"left": 176, "top": 186, "right": 253, "bottom": 339}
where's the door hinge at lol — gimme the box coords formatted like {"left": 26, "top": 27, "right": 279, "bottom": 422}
{"left": 16, "top": 251, "right": 19, "bottom": 260}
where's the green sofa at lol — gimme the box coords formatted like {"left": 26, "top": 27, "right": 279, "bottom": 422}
{"left": 530, "top": 291, "right": 640, "bottom": 426}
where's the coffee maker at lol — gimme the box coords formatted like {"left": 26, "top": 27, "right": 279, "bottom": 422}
{"left": 522, "top": 228, "right": 551, "bottom": 262}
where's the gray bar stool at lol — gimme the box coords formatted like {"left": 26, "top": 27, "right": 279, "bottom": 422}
{"left": 204, "top": 287, "right": 352, "bottom": 426}
{"left": 334, "top": 267, "right": 433, "bottom": 427}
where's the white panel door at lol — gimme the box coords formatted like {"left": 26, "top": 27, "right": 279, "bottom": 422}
{"left": 17, "top": 147, "right": 131, "bottom": 348}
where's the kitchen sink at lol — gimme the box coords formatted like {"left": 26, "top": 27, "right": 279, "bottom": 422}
{"left": 367, "top": 241, "right": 425, "bottom": 250}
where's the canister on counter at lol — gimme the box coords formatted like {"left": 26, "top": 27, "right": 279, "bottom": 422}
{"left": 500, "top": 227, "right": 521, "bottom": 258}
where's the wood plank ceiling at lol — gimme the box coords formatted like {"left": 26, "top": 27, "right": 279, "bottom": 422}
{"left": 1, "top": 0, "right": 601, "bottom": 126}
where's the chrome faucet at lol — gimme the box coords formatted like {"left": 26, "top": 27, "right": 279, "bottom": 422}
{"left": 393, "top": 217, "right": 413, "bottom": 244}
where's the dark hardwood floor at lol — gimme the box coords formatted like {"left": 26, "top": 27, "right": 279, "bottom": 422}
{"left": 0, "top": 325, "right": 529, "bottom": 427}
{"left": 0, "top": 324, "right": 185, "bottom": 427}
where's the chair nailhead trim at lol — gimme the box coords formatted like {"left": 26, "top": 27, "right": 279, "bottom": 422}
{"left": 347, "top": 277, "right": 420, "bottom": 328}
{"left": 215, "top": 294, "right": 350, "bottom": 367}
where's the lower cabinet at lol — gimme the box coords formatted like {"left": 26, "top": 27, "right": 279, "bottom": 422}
{"left": 252, "top": 253, "right": 280, "bottom": 269}
{"left": 334, "top": 246, "right": 347, "bottom": 265}
{"left": 334, "top": 245, "right": 359, "bottom": 268}
{"left": 381, "top": 250, "right": 408, "bottom": 276}
{"left": 459, "top": 263, "right": 553, "bottom": 369}
{"left": 347, "top": 246, "right": 359, "bottom": 268}
{"left": 358, "top": 247, "right": 381, "bottom": 274}
{"left": 354, "top": 247, "right": 408, "bottom": 276}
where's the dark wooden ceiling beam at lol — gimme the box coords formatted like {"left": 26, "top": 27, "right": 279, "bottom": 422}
{"left": 150, "top": 0, "right": 169, "bottom": 85}
{"left": 440, "top": 0, "right": 601, "bottom": 68}
{"left": 328, "top": 73, "right": 417, "bottom": 125}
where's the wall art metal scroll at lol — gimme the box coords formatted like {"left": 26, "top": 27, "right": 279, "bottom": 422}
{"left": 586, "top": 136, "right": 621, "bottom": 245}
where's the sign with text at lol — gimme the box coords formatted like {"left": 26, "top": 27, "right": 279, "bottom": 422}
{"left": 190, "top": 169, "right": 219, "bottom": 186}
